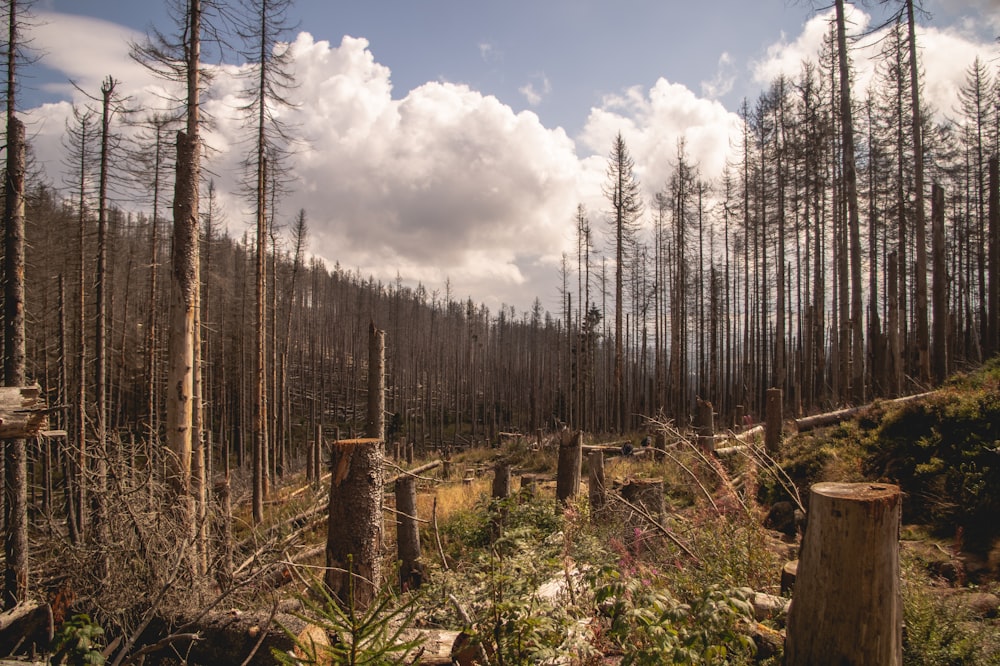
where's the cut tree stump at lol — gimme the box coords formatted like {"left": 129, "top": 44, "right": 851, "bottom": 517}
{"left": 785, "top": 482, "right": 902, "bottom": 665}
{"left": 556, "top": 430, "right": 582, "bottom": 506}
{"left": 325, "top": 437, "right": 384, "bottom": 611}
{"left": 621, "top": 478, "right": 664, "bottom": 525}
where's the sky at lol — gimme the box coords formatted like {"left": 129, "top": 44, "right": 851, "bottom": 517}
{"left": 16, "top": 0, "right": 1000, "bottom": 315}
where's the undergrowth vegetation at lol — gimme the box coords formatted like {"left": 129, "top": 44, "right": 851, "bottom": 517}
{"left": 277, "top": 375, "right": 1000, "bottom": 665}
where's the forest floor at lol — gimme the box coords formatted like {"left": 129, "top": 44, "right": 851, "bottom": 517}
{"left": 18, "top": 360, "right": 1000, "bottom": 664}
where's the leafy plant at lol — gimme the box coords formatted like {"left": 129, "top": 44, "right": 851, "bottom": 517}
{"left": 901, "top": 556, "right": 1000, "bottom": 665}
{"left": 52, "top": 614, "right": 106, "bottom": 666}
{"left": 592, "top": 566, "right": 756, "bottom": 665}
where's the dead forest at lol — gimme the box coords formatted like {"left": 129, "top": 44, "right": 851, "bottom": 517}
{"left": 1, "top": 0, "right": 1000, "bottom": 662}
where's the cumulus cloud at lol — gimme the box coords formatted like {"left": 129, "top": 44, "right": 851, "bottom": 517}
{"left": 578, "top": 78, "right": 742, "bottom": 209}
{"left": 20, "top": 7, "right": 1000, "bottom": 313}
{"left": 750, "top": 3, "right": 1000, "bottom": 123}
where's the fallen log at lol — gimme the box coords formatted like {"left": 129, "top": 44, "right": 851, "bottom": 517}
{"left": 140, "top": 608, "right": 305, "bottom": 666}
{"left": 794, "top": 390, "right": 939, "bottom": 433}
{"left": 387, "top": 459, "right": 443, "bottom": 485}
{"left": 713, "top": 425, "right": 764, "bottom": 456}
{"left": 0, "top": 600, "right": 53, "bottom": 655}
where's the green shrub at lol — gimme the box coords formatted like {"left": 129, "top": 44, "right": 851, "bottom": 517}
{"left": 52, "top": 614, "right": 105, "bottom": 666}
{"left": 865, "top": 381, "right": 1000, "bottom": 551}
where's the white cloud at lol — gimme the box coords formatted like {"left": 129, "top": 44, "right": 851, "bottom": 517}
{"left": 701, "top": 52, "right": 735, "bottom": 99}
{"left": 33, "top": 11, "right": 156, "bottom": 100}
{"left": 519, "top": 74, "right": 551, "bottom": 106}
{"left": 578, "top": 78, "right": 743, "bottom": 211}
{"left": 751, "top": 3, "right": 1000, "bottom": 123}
{"left": 215, "top": 33, "right": 582, "bottom": 309}
{"left": 20, "top": 8, "right": 1000, "bottom": 313}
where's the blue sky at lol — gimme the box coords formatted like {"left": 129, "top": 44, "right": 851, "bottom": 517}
{"left": 19, "top": 0, "right": 1000, "bottom": 313}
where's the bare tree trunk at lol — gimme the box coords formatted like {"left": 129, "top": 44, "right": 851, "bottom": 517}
{"left": 252, "top": 154, "right": 268, "bottom": 525}
{"left": 834, "top": 0, "right": 865, "bottom": 404}
{"left": 395, "top": 475, "right": 422, "bottom": 591}
{"left": 92, "top": 76, "right": 117, "bottom": 581}
{"left": 786, "top": 482, "right": 902, "bottom": 665}
{"left": 765, "top": 388, "right": 782, "bottom": 455}
{"left": 987, "top": 156, "right": 999, "bottom": 358}
{"left": 366, "top": 322, "right": 385, "bottom": 440}
{"left": 907, "top": 0, "right": 931, "bottom": 384}
{"left": 588, "top": 450, "right": 606, "bottom": 522}
{"left": 887, "top": 252, "right": 902, "bottom": 396}
{"left": 3, "top": 113, "right": 27, "bottom": 609}
{"left": 932, "top": 184, "right": 947, "bottom": 383}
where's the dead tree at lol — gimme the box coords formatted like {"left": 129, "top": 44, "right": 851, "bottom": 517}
{"left": 785, "top": 482, "right": 902, "bottom": 665}
{"left": 366, "top": 322, "right": 385, "bottom": 440}
{"left": 3, "top": 0, "right": 28, "bottom": 602}
{"left": 764, "top": 388, "right": 782, "bottom": 455}
{"left": 932, "top": 183, "right": 947, "bottom": 382}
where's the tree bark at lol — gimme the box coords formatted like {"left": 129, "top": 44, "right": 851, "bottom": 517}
{"left": 395, "top": 475, "right": 422, "bottom": 592}
{"left": 325, "top": 438, "right": 383, "bottom": 611}
{"left": 833, "top": 0, "right": 865, "bottom": 404}
{"left": 987, "top": 156, "right": 999, "bottom": 358}
{"left": 555, "top": 429, "right": 582, "bottom": 506}
{"left": 366, "top": 322, "right": 385, "bottom": 440}
{"left": 695, "top": 398, "right": 714, "bottom": 453}
{"left": 785, "top": 482, "right": 902, "bottom": 666}
{"left": 907, "top": 0, "right": 931, "bottom": 384}
{"left": 764, "top": 388, "right": 782, "bottom": 455}
{"left": 932, "top": 183, "right": 947, "bottom": 383}
{"left": 3, "top": 109, "right": 27, "bottom": 608}
{"left": 588, "top": 450, "right": 606, "bottom": 521}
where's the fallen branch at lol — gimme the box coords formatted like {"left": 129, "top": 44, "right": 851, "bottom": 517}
{"left": 387, "top": 459, "right": 443, "bottom": 485}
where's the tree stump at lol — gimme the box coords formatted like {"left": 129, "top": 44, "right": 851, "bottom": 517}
{"left": 395, "top": 476, "right": 422, "bottom": 591}
{"left": 780, "top": 559, "right": 797, "bottom": 596}
{"left": 621, "top": 478, "right": 664, "bottom": 525}
{"left": 695, "top": 398, "right": 714, "bottom": 452}
{"left": 555, "top": 430, "right": 582, "bottom": 506}
{"left": 325, "top": 438, "right": 384, "bottom": 611}
{"left": 491, "top": 461, "right": 511, "bottom": 500}
{"left": 785, "top": 482, "right": 902, "bottom": 666}
{"left": 588, "top": 450, "right": 606, "bottom": 521}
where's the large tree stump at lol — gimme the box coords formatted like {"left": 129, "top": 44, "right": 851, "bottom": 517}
{"left": 555, "top": 430, "right": 582, "bottom": 506}
{"left": 785, "top": 482, "right": 902, "bottom": 666}
{"left": 491, "top": 461, "right": 511, "bottom": 500}
{"left": 325, "top": 438, "right": 384, "bottom": 611}
{"left": 395, "top": 476, "right": 422, "bottom": 592}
